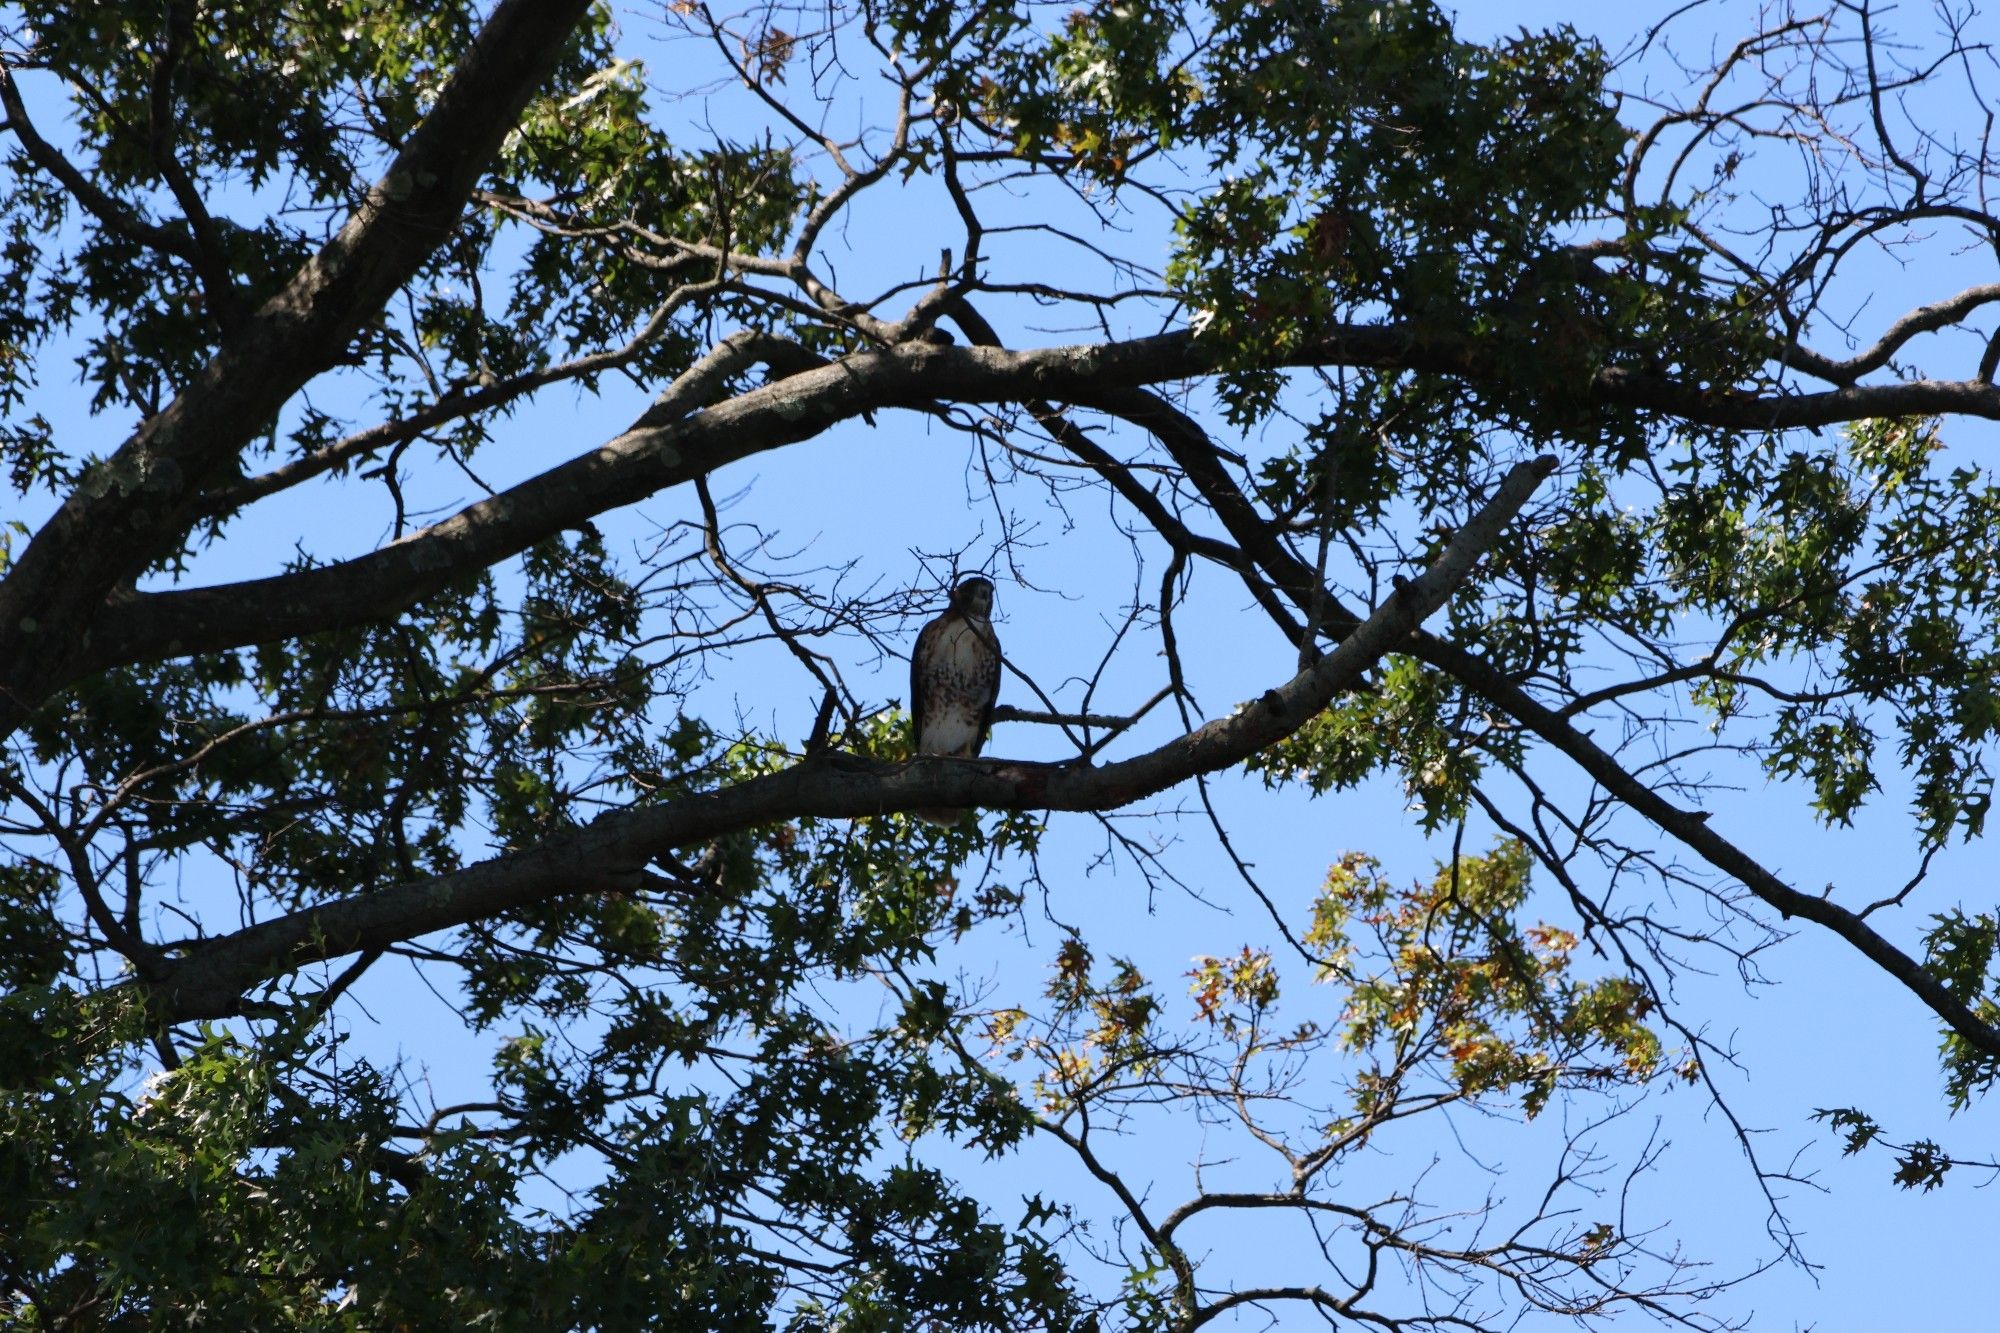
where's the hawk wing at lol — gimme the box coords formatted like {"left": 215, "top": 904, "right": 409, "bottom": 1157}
{"left": 968, "top": 620, "right": 1001, "bottom": 756}
{"left": 911, "top": 612, "right": 946, "bottom": 746}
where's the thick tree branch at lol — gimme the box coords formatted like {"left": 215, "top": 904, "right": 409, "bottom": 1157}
{"left": 83, "top": 331, "right": 1342, "bottom": 672}
{"left": 144, "top": 456, "right": 1556, "bottom": 1021}
{"left": 35, "top": 309, "right": 2000, "bottom": 724}
{"left": 101, "top": 299, "right": 1999, "bottom": 682}
{"left": 1781, "top": 282, "right": 2000, "bottom": 386}
{"left": 0, "top": 0, "right": 596, "bottom": 728}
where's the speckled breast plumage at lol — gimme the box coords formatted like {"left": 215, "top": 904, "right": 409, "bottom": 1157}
{"left": 913, "top": 614, "right": 1000, "bottom": 758}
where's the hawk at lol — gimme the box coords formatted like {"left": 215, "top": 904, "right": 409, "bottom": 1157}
{"left": 909, "top": 575, "right": 1002, "bottom": 826}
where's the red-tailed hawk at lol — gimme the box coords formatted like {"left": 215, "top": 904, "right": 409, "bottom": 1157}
{"left": 910, "top": 576, "right": 1001, "bottom": 826}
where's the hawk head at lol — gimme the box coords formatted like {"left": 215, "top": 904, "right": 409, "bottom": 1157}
{"left": 951, "top": 575, "right": 995, "bottom": 621}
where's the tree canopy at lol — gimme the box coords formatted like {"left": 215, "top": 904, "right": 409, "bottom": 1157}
{"left": 2, "top": 0, "right": 1998, "bottom": 1326}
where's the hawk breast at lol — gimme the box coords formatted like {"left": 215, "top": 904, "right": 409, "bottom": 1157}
{"left": 914, "top": 615, "right": 1000, "bottom": 758}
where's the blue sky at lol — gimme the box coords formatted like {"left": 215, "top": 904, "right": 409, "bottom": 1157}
{"left": 609, "top": 1, "right": 2000, "bottom": 1321}
{"left": 11, "top": 0, "right": 2000, "bottom": 1325}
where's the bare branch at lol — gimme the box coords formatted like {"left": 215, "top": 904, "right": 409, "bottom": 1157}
{"left": 0, "top": 67, "right": 198, "bottom": 262}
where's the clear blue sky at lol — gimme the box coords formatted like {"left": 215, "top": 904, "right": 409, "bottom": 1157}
{"left": 261, "top": 0, "right": 2000, "bottom": 1320}
{"left": 14, "top": 0, "right": 1998, "bottom": 1325}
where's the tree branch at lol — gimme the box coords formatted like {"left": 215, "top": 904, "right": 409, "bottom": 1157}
{"left": 144, "top": 456, "right": 1556, "bottom": 1020}
{"left": 36, "top": 315, "right": 2000, "bottom": 723}
{"left": 1781, "top": 282, "right": 2000, "bottom": 386}
{"left": 1064, "top": 371, "right": 2000, "bottom": 1071}
{"left": 0, "top": 0, "right": 597, "bottom": 728}
{"left": 1410, "top": 632, "right": 2000, "bottom": 1064}
{"left": 0, "top": 67, "right": 198, "bottom": 262}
